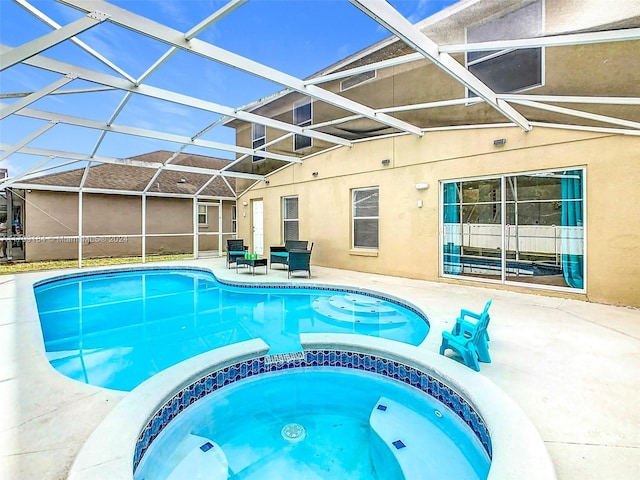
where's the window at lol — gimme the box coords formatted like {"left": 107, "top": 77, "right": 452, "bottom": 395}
{"left": 466, "top": 0, "right": 543, "bottom": 94}
{"left": 197, "top": 204, "right": 208, "bottom": 225}
{"left": 441, "top": 168, "right": 585, "bottom": 291}
{"left": 252, "top": 123, "right": 266, "bottom": 162}
{"left": 282, "top": 196, "right": 299, "bottom": 241}
{"left": 231, "top": 205, "right": 237, "bottom": 233}
{"left": 293, "top": 98, "right": 312, "bottom": 151}
{"left": 352, "top": 187, "right": 379, "bottom": 249}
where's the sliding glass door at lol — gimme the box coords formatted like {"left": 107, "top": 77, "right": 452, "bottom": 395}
{"left": 441, "top": 169, "right": 585, "bottom": 291}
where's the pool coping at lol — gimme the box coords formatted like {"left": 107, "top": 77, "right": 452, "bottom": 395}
{"left": 67, "top": 335, "right": 556, "bottom": 480}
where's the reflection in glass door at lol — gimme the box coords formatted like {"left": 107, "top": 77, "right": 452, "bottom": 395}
{"left": 441, "top": 169, "right": 584, "bottom": 291}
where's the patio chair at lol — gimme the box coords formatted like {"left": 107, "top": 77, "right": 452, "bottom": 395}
{"left": 270, "top": 240, "right": 308, "bottom": 270}
{"left": 226, "top": 238, "right": 248, "bottom": 269}
{"left": 287, "top": 243, "right": 314, "bottom": 278}
{"left": 439, "top": 299, "right": 492, "bottom": 371}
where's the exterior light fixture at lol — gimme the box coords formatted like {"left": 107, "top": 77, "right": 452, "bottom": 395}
{"left": 381, "top": 159, "right": 391, "bottom": 165}
{"left": 415, "top": 183, "right": 429, "bottom": 190}
{"left": 493, "top": 138, "right": 506, "bottom": 146}
{"left": 312, "top": 171, "right": 318, "bottom": 177}
{"left": 242, "top": 201, "right": 248, "bottom": 206}
{"left": 265, "top": 180, "right": 270, "bottom": 185}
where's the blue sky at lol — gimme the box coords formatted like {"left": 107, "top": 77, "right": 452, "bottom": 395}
{"left": 1, "top": 0, "right": 458, "bottom": 177}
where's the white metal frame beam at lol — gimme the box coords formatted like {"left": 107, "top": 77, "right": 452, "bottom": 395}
{"left": 1, "top": 44, "right": 352, "bottom": 149}
{"left": 0, "top": 11, "right": 109, "bottom": 70}
{"left": 0, "top": 74, "right": 77, "bottom": 120}
{"left": 308, "top": 27, "right": 640, "bottom": 86}
{"left": 0, "top": 122, "right": 57, "bottom": 162}
{"left": 0, "top": 144, "right": 265, "bottom": 181}
{"left": 8, "top": 104, "right": 303, "bottom": 164}
{"left": 60, "top": 0, "right": 423, "bottom": 137}
{"left": 498, "top": 94, "right": 640, "bottom": 105}
{"left": 349, "top": 0, "right": 531, "bottom": 131}
{"left": 14, "top": 0, "right": 136, "bottom": 83}
{"left": 508, "top": 99, "right": 640, "bottom": 130}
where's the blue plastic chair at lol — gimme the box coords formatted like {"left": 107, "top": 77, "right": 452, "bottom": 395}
{"left": 439, "top": 299, "right": 492, "bottom": 371}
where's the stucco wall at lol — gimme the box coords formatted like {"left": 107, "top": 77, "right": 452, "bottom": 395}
{"left": 24, "top": 192, "right": 235, "bottom": 261}
{"left": 237, "top": 126, "right": 640, "bottom": 307}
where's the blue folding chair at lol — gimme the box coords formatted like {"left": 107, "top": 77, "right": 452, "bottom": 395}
{"left": 439, "top": 299, "right": 492, "bottom": 371}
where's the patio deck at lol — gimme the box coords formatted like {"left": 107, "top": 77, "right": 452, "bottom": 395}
{"left": 1, "top": 256, "right": 638, "bottom": 479}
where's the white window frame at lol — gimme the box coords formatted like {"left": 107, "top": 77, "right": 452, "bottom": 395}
{"left": 352, "top": 187, "right": 379, "bottom": 250}
{"left": 465, "top": 0, "right": 545, "bottom": 97}
{"left": 293, "top": 98, "right": 312, "bottom": 151}
{"left": 231, "top": 205, "right": 237, "bottom": 233}
{"left": 197, "top": 204, "right": 208, "bottom": 226}
{"left": 282, "top": 196, "right": 299, "bottom": 241}
{"left": 252, "top": 123, "right": 266, "bottom": 162}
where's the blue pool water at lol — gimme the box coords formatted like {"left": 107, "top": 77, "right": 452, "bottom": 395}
{"left": 134, "top": 368, "right": 490, "bottom": 480}
{"left": 34, "top": 268, "right": 429, "bottom": 391}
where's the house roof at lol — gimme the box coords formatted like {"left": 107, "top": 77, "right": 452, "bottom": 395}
{"left": 1, "top": 0, "right": 639, "bottom": 194}
{"left": 22, "top": 151, "right": 236, "bottom": 198}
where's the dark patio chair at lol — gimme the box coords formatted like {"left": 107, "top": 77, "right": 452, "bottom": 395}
{"left": 226, "top": 238, "right": 248, "bottom": 268}
{"left": 270, "top": 240, "right": 308, "bottom": 270}
{"left": 288, "top": 243, "right": 314, "bottom": 278}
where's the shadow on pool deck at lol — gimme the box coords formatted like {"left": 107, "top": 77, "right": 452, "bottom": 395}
{"left": 1, "top": 256, "right": 639, "bottom": 479}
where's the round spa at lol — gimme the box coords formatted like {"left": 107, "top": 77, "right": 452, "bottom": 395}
{"left": 134, "top": 357, "right": 491, "bottom": 480}
{"left": 66, "top": 336, "right": 556, "bottom": 480}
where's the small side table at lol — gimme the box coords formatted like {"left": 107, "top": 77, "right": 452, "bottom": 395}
{"left": 236, "top": 256, "right": 268, "bottom": 275}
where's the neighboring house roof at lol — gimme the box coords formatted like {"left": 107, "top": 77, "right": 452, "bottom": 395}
{"left": 22, "top": 151, "right": 236, "bottom": 198}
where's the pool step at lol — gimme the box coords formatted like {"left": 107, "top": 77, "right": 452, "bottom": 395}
{"left": 312, "top": 294, "right": 406, "bottom": 325}
{"left": 167, "top": 434, "right": 228, "bottom": 480}
{"left": 369, "top": 397, "right": 484, "bottom": 479}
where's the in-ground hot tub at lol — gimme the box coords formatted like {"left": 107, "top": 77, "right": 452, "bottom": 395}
{"left": 67, "top": 336, "right": 556, "bottom": 480}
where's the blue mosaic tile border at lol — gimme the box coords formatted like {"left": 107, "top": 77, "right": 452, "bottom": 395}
{"left": 33, "top": 265, "right": 210, "bottom": 289}
{"left": 133, "top": 350, "right": 492, "bottom": 473}
{"left": 216, "top": 278, "right": 429, "bottom": 321}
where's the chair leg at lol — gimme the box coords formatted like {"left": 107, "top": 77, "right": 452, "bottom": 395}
{"left": 477, "top": 337, "right": 491, "bottom": 363}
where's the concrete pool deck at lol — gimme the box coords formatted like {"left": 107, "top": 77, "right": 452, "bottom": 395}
{"left": 1, "top": 256, "right": 639, "bottom": 479}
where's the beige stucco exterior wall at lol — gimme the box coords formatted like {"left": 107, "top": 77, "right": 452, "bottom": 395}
{"left": 24, "top": 192, "right": 235, "bottom": 261}
{"left": 237, "top": 126, "right": 640, "bottom": 307}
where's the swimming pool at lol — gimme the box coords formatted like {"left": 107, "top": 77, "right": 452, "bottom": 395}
{"left": 134, "top": 367, "right": 490, "bottom": 480}
{"left": 34, "top": 267, "right": 429, "bottom": 391}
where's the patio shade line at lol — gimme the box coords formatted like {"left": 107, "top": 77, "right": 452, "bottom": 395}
{"left": 0, "top": 11, "right": 109, "bottom": 71}
{"left": 59, "top": 0, "right": 423, "bottom": 137}
{"left": 348, "top": 0, "right": 532, "bottom": 132}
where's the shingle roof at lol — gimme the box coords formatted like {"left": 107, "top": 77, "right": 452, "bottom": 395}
{"left": 23, "top": 151, "right": 236, "bottom": 197}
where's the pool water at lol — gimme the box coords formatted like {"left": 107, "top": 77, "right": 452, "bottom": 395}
{"left": 134, "top": 368, "right": 490, "bottom": 480}
{"left": 34, "top": 268, "right": 429, "bottom": 391}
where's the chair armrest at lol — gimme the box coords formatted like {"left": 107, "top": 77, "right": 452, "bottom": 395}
{"left": 459, "top": 308, "right": 482, "bottom": 322}
{"left": 270, "top": 246, "right": 287, "bottom": 253}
